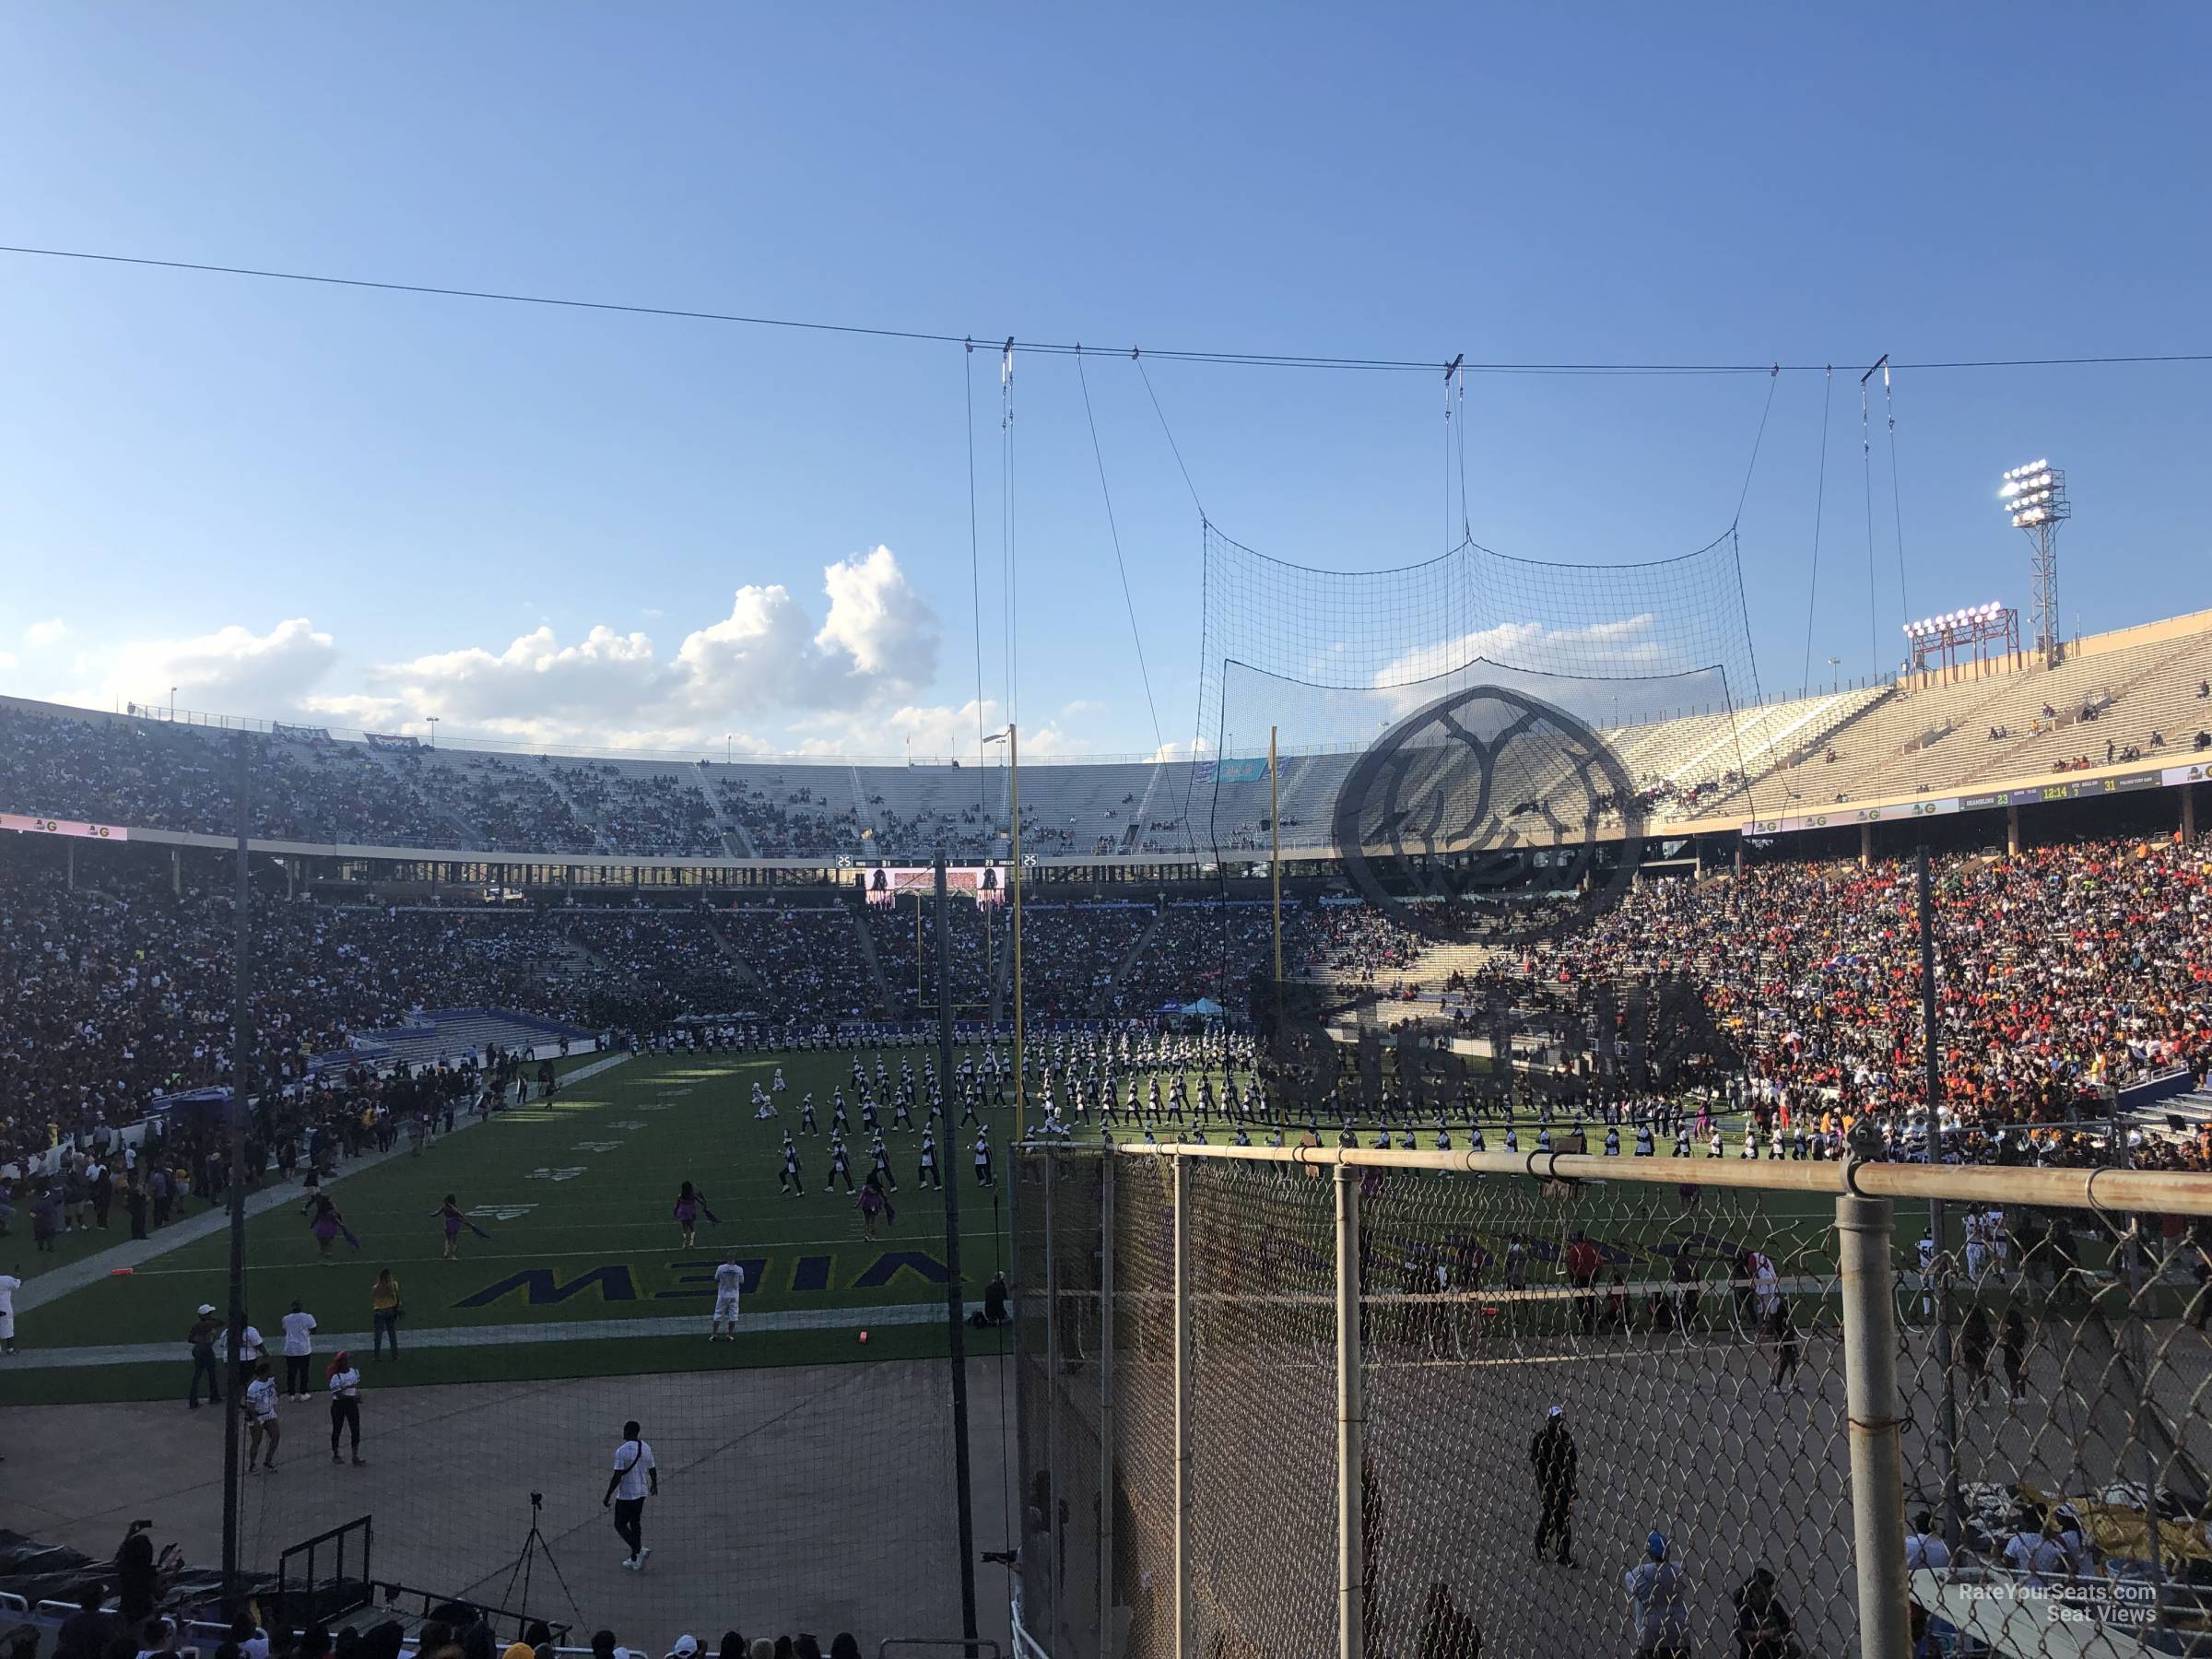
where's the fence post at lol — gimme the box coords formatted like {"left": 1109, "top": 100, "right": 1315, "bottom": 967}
{"left": 1171, "top": 1154, "right": 1194, "bottom": 1658}
{"left": 1099, "top": 1155, "right": 1117, "bottom": 1659}
{"left": 1041, "top": 1152, "right": 1060, "bottom": 1656}
{"left": 1335, "top": 1162, "right": 1365, "bottom": 1659}
{"left": 1838, "top": 1190, "right": 1911, "bottom": 1659}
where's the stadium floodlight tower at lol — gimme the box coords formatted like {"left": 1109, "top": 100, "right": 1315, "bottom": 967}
{"left": 1999, "top": 460, "right": 2068, "bottom": 667}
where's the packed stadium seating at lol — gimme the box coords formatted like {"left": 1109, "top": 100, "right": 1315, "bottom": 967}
{"left": 6, "top": 605, "right": 2212, "bottom": 1188}
{"left": 7, "top": 611, "right": 2211, "bottom": 859}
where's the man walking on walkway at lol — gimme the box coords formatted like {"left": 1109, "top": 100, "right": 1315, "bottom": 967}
{"left": 1531, "top": 1405, "right": 1579, "bottom": 1566}
{"left": 186, "top": 1304, "right": 222, "bottom": 1408}
{"left": 603, "top": 1419, "right": 658, "bottom": 1571}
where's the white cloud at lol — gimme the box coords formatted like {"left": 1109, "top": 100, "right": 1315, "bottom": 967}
{"left": 331, "top": 545, "right": 941, "bottom": 748}
{"left": 1374, "top": 615, "right": 1668, "bottom": 689}
{"left": 24, "top": 618, "right": 66, "bottom": 648}
{"left": 0, "top": 651, "right": 16, "bottom": 671}
{"left": 77, "top": 617, "right": 338, "bottom": 715}
{"left": 32, "top": 547, "right": 955, "bottom": 753}
{"left": 1144, "top": 736, "right": 1214, "bottom": 763}
{"left": 813, "top": 546, "right": 936, "bottom": 688}
{"left": 782, "top": 695, "right": 1075, "bottom": 763}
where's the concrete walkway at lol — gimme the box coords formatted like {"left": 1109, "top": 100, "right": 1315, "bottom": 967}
{"left": 13, "top": 1051, "right": 633, "bottom": 1315}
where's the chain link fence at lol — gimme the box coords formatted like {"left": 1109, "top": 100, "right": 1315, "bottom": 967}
{"left": 1014, "top": 1145, "right": 2212, "bottom": 1659}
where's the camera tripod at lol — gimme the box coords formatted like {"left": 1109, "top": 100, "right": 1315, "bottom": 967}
{"left": 499, "top": 1493, "right": 582, "bottom": 1631}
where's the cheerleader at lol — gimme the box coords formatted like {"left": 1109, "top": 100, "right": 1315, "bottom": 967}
{"left": 857, "top": 1174, "right": 891, "bottom": 1241}
{"left": 301, "top": 1193, "right": 355, "bottom": 1261}
{"left": 672, "top": 1181, "right": 720, "bottom": 1247}
{"left": 429, "top": 1194, "right": 487, "bottom": 1261}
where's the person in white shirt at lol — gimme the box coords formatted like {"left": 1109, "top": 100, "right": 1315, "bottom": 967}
{"left": 234, "top": 1320, "right": 265, "bottom": 1394}
{"left": 244, "top": 1361, "right": 282, "bottom": 1472}
{"left": 280, "top": 1300, "right": 318, "bottom": 1399}
{"left": 711, "top": 1251, "right": 745, "bottom": 1342}
{"left": 327, "top": 1350, "right": 365, "bottom": 1465}
{"left": 602, "top": 1420, "right": 658, "bottom": 1570}
{"left": 1904, "top": 1512, "right": 1952, "bottom": 1571}
{"left": 0, "top": 1265, "right": 20, "bottom": 1355}
{"left": 2002, "top": 1519, "right": 2068, "bottom": 1586}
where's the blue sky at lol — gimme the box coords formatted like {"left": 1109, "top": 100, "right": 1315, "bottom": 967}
{"left": 0, "top": 6, "right": 2206, "bottom": 759}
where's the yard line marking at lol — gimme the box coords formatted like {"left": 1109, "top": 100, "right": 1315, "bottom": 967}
{"left": 2, "top": 1298, "right": 991, "bottom": 1370}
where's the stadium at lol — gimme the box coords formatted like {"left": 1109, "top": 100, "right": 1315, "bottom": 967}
{"left": 6, "top": 16, "right": 2212, "bottom": 1659}
{"left": 6, "top": 567, "right": 2212, "bottom": 1656}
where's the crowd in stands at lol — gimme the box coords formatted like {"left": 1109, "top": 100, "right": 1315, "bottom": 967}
{"left": 552, "top": 765, "right": 724, "bottom": 857}
{"left": 860, "top": 894, "right": 999, "bottom": 1017}
{"left": 35, "top": 1577, "right": 868, "bottom": 1659}
{"left": 864, "top": 803, "right": 999, "bottom": 861}
{"left": 1469, "top": 833, "right": 2212, "bottom": 1139}
{"left": 713, "top": 905, "right": 876, "bottom": 1019}
{"left": 407, "top": 755, "right": 600, "bottom": 854}
{"left": 1114, "top": 902, "right": 1276, "bottom": 1010}
{"left": 8, "top": 796, "right": 2212, "bottom": 1186}
{"left": 0, "top": 842, "right": 595, "bottom": 1176}
{"left": 552, "top": 909, "right": 755, "bottom": 1022}
{"left": 0, "top": 709, "right": 458, "bottom": 846}
{"left": 713, "top": 778, "right": 853, "bottom": 858}
{"left": 1016, "top": 904, "right": 1155, "bottom": 1018}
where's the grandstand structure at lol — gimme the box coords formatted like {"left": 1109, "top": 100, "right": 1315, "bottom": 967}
{"left": 6, "top": 603, "right": 2212, "bottom": 883}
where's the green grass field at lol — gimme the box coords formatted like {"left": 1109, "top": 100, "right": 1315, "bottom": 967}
{"left": 5, "top": 1045, "right": 2128, "bottom": 1407}
{"left": 1, "top": 1049, "right": 1027, "bottom": 1403}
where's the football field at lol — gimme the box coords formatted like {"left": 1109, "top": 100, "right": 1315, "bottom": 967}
{"left": 2, "top": 1041, "right": 2047, "bottom": 1410}
{"left": 0, "top": 1048, "right": 1026, "bottom": 1404}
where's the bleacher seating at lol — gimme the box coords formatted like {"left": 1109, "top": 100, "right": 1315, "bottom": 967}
{"left": 6, "top": 609, "right": 2212, "bottom": 860}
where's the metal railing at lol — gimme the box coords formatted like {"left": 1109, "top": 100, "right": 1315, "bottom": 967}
{"left": 1013, "top": 1139, "right": 2212, "bottom": 1659}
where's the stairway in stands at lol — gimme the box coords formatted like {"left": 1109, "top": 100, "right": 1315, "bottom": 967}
{"left": 700, "top": 914, "right": 767, "bottom": 993}
{"left": 2140, "top": 1089, "right": 2212, "bottom": 1135}
{"left": 535, "top": 758, "right": 618, "bottom": 855}
{"left": 846, "top": 898, "right": 896, "bottom": 1013}
{"left": 991, "top": 907, "right": 1011, "bottom": 1027}
{"left": 694, "top": 762, "right": 758, "bottom": 857}
{"left": 363, "top": 744, "right": 480, "bottom": 846}
{"left": 1112, "top": 906, "right": 1168, "bottom": 990}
